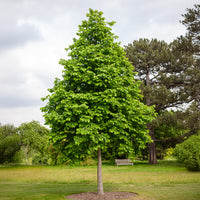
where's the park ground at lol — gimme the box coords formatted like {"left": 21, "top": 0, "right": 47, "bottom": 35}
{"left": 0, "top": 160, "right": 200, "bottom": 200}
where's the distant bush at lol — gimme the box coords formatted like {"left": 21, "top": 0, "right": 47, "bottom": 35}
{"left": 0, "top": 134, "right": 21, "bottom": 164}
{"left": 174, "top": 134, "right": 200, "bottom": 171}
{"left": 0, "top": 124, "right": 21, "bottom": 164}
{"left": 32, "top": 154, "right": 49, "bottom": 165}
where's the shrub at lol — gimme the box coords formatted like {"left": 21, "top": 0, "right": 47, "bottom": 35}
{"left": 174, "top": 134, "right": 200, "bottom": 171}
{"left": 32, "top": 154, "right": 49, "bottom": 165}
{"left": 0, "top": 134, "right": 21, "bottom": 164}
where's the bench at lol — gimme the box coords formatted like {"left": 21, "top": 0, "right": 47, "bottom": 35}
{"left": 115, "top": 159, "right": 133, "bottom": 166}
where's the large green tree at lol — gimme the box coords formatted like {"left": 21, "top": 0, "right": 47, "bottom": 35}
{"left": 41, "top": 9, "right": 155, "bottom": 195}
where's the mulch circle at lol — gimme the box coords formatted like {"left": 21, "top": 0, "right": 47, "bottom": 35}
{"left": 66, "top": 191, "right": 137, "bottom": 200}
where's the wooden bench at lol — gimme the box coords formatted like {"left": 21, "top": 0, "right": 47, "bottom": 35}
{"left": 115, "top": 159, "right": 133, "bottom": 166}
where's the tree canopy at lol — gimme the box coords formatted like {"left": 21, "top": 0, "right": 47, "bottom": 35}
{"left": 181, "top": 4, "right": 200, "bottom": 48}
{"left": 18, "top": 121, "right": 49, "bottom": 155}
{"left": 42, "top": 9, "right": 155, "bottom": 162}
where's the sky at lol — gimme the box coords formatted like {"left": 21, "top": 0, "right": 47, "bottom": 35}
{"left": 0, "top": 0, "right": 199, "bottom": 127}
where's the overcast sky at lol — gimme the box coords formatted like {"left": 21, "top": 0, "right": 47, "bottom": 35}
{"left": 0, "top": 0, "right": 199, "bottom": 126}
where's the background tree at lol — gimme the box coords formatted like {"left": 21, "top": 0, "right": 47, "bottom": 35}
{"left": 182, "top": 4, "right": 200, "bottom": 49}
{"left": 0, "top": 124, "right": 21, "bottom": 164}
{"left": 181, "top": 4, "right": 200, "bottom": 121}
{"left": 124, "top": 37, "right": 196, "bottom": 164}
{"left": 41, "top": 9, "right": 155, "bottom": 195}
{"left": 167, "top": 4, "right": 200, "bottom": 145}
{"left": 169, "top": 35, "right": 199, "bottom": 138}
{"left": 18, "top": 121, "right": 50, "bottom": 165}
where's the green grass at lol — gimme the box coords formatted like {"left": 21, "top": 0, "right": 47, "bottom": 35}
{"left": 0, "top": 161, "right": 200, "bottom": 200}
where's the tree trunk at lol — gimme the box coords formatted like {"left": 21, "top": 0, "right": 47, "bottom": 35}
{"left": 25, "top": 147, "right": 29, "bottom": 165}
{"left": 146, "top": 67, "right": 157, "bottom": 164}
{"left": 146, "top": 67, "right": 151, "bottom": 106}
{"left": 97, "top": 148, "right": 104, "bottom": 195}
{"left": 148, "top": 127, "right": 157, "bottom": 164}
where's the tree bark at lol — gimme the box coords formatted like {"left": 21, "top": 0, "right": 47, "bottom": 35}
{"left": 146, "top": 66, "right": 151, "bottom": 106}
{"left": 146, "top": 66, "right": 157, "bottom": 164}
{"left": 97, "top": 148, "right": 104, "bottom": 195}
{"left": 148, "top": 127, "right": 157, "bottom": 164}
{"left": 25, "top": 147, "right": 29, "bottom": 165}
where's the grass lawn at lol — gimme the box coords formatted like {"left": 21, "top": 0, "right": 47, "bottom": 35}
{"left": 0, "top": 161, "right": 200, "bottom": 200}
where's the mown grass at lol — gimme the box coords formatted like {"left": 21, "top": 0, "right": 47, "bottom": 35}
{"left": 0, "top": 161, "right": 200, "bottom": 200}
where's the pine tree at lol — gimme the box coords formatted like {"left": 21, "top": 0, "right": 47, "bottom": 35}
{"left": 179, "top": 4, "right": 200, "bottom": 137}
{"left": 124, "top": 37, "right": 197, "bottom": 164}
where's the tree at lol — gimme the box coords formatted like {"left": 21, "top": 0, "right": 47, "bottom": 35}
{"left": 181, "top": 4, "right": 200, "bottom": 112}
{"left": 181, "top": 4, "right": 200, "bottom": 48}
{"left": 169, "top": 35, "right": 200, "bottom": 137}
{"left": 41, "top": 9, "right": 155, "bottom": 195}
{"left": 18, "top": 121, "right": 50, "bottom": 165}
{"left": 124, "top": 37, "right": 196, "bottom": 164}
{"left": 0, "top": 124, "right": 21, "bottom": 164}
{"left": 167, "top": 4, "right": 200, "bottom": 144}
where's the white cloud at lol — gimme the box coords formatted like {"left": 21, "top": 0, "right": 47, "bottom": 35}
{"left": 0, "top": 0, "right": 199, "bottom": 126}
{"left": 0, "top": 106, "right": 45, "bottom": 126}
